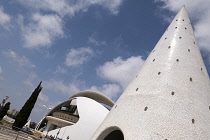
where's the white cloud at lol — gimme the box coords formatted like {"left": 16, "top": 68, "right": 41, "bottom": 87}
{"left": 194, "top": 10, "right": 210, "bottom": 51}
{"left": 97, "top": 56, "right": 145, "bottom": 89}
{"left": 3, "top": 49, "right": 35, "bottom": 68}
{"left": 156, "top": 0, "right": 210, "bottom": 52}
{"left": 88, "top": 35, "right": 106, "bottom": 46}
{"left": 16, "top": 0, "right": 123, "bottom": 48}
{"left": 20, "top": 13, "right": 63, "bottom": 49}
{"left": 65, "top": 47, "right": 94, "bottom": 67}
{"left": 54, "top": 65, "right": 67, "bottom": 74}
{"left": 0, "top": 7, "right": 11, "bottom": 28}
{"left": 18, "top": 0, "right": 123, "bottom": 16}
{"left": 44, "top": 79, "right": 81, "bottom": 95}
{"left": 23, "top": 73, "right": 38, "bottom": 87}
{"left": 100, "top": 0, "right": 123, "bottom": 15}
{"left": 44, "top": 78, "right": 121, "bottom": 100}
{"left": 38, "top": 93, "right": 49, "bottom": 102}
{"left": 88, "top": 84, "right": 121, "bottom": 99}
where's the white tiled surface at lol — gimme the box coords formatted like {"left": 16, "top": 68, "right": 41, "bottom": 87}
{"left": 91, "top": 6, "right": 210, "bottom": 140}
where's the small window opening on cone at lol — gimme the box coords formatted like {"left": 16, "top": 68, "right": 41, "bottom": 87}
{"left": 190, "top": 77, "right": 192, "bottom": 82}
{"left": 158, "top": 72, "right": 161, "bottom": 75}
{"left": 188, "top": 49, "right": 190, "bottom": 52}
{"left": 153, "top": 59, "right": 155, "bottom": 62}
{"left": 192, "top": 119, "right": 195, "bottom": 124}
{"left": 171, "top": 92, "right": 175, "bottom": 95}
{"left": 168, "top": 46, "right": 171, "bottom": 49}
{"left": 136, "top": 88, "right": 138, "bottom": 91}
{"left": 144, "top": 106, "right": 148, "bottom": 111}
{"left": 176, "top": 59, "right": 179, "bottom": 62}
{"left": 179, "top": 37, "right": 182, "bottom": 39}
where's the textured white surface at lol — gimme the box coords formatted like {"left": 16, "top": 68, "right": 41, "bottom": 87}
{"left": 91, "top": 6, "right": 210, "bottom": 140}
{"left": 45, "top": 97, "right": 109, "bottom": 140}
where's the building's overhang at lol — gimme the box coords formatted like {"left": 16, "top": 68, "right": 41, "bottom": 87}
{"left": 46, "top": 116, "right": 75, "bottom": 125}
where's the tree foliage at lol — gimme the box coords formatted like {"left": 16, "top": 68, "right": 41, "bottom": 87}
{"left": 0, "top": 102, "right": 11, "bottom": 120}
{"left": 12, "top": 81, "right": 42, "bottom": 130}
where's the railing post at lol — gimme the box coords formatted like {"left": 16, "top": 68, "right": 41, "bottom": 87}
{"left": 15, "top": 130, "right": 20, "bottom": 140}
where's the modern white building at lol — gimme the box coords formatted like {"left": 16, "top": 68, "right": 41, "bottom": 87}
{"left": 36, "top": 91, "right": 114, "bottom": 140}
{"left": 91, "top": 6, "right": 210, "bottom": 140}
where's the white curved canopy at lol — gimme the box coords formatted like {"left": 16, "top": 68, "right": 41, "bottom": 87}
{"left": 69, "top": 91, "right": 114, "bottom": 107}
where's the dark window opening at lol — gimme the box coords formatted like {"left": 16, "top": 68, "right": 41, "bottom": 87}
{"left": 104, "top": 130, "right": 124, "bottom": 140}
{"left": 171, "top": 92, "right": 175, "bottom": 95}
{"left": 190, "top": 77, "right": 192, "bottom": 82}
{"left": 59, "top": 105, "right": 77, "bottom": 114}
{"left": 158, "top": 72, "right": 161, "bottom": 75}
{"left": 144, "top": 106, "right": 148, "bottom": 111}
{"left": 168, "top": 46, "right": 171, "bottom": 49}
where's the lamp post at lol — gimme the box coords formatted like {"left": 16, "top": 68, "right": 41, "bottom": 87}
{"left": 43, "top": 105, "right": 52, "bottom": 116}
{"left": 35, "top": 104, "right": 51, "bottom": 131}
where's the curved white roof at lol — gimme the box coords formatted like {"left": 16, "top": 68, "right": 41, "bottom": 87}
{"left": 43, "top": 91, "right": 114, "bottom": 117}
{"left": 45, "top": 97, "right": 109, "bottom": 140}
{"left": 69, "top": 91, "right": 114, "bottom": 107}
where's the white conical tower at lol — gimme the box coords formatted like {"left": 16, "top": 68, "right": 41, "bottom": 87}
{"left": 91, "top": 6, "right": 210, "bottom": 140}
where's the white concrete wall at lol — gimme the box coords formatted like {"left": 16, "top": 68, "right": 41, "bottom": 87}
{"left": 91, "top": 6, "right": 210, "bottom": 140}
{"left": 44, "top": 97, "right": 109, "bottom": 140}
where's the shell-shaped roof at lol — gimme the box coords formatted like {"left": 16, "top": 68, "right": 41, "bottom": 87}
{"left": 69, "top": 91, "right": 114, "bottom": 107}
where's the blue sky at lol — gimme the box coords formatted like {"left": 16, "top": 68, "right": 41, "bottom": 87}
{"left": 0, "top": 0, "right": 210, "bottom": 123}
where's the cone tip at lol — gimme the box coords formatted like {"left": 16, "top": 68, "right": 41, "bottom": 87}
{"left": 181, "top": 5, "right": 187, "bottom": 10}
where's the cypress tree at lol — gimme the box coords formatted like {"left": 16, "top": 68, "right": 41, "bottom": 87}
{"left": 12, "top": 81, "right": 43, "bottom": 130}
{"left": 0, "top": 102, "right": 10, "bottom": 120}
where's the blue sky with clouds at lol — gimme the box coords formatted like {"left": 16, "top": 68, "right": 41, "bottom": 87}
{"left": 0, "top": 0, "right": 210, "bottom": 123}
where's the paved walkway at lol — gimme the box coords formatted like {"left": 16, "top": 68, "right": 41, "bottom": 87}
{"left": 0, "top": 129, "right": 34, "bottom": 140}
